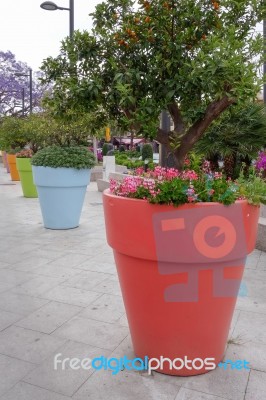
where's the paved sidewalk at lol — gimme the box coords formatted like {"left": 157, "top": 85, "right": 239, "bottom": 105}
{"left": 0, "top": 165, "right": 266, "bottom": 400}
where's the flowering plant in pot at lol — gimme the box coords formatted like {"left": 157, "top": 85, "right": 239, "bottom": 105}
{"left": 39, "top": 0, "right": 264, "bottom": 376}
{"left": 103, "top": 165, "right": 265, "bottom": 376}
{"left": 31, "top": 146, "right": 96, "bottom": 229}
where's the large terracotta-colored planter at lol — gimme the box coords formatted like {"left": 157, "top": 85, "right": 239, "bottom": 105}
{"left": 103, "top": 191, "right": 259, "bottom": 376}
{"left": 6, "top": 154, "right": 20, "bottom": 181}
{"left": 16, "top": 158, "right": 38, "bottom": 198}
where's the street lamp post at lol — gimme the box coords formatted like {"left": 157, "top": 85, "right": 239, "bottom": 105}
{"left": 40, "top": 0, "right": 74, "bottom": 38}
{"left": 21, "top": 88, "right": 25, "bottom": 116}
{"left": 14, "top": 69, "right": 33, "bottom": 113}
{"left": 263, "top": 19, "right": 266, "bottom": 103}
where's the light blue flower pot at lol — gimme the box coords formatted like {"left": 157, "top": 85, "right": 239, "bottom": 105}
{"left": 32, "top": 166, "right": 91, "bottom": 230}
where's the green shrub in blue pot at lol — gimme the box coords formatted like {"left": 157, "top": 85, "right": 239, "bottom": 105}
{"left": 31, "top": 146, "right": 96, "bottom": 229}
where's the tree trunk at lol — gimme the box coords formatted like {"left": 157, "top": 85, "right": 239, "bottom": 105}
{"left": 156, "top": 96, "right": 235, "bottom": 169}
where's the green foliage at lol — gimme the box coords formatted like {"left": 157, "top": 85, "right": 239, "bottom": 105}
{"left": 20, "top": 114, "right": 52, "bottom": 153}
{"left": 102, "top": 143, "right": 114, "bottom": 155}
{"left": 115, "top": 150, "right": 146, "bottom": 169}
{"left": 184, "top": 152, "right": 204, "bottom": 173}
{"left": 141, "top": 143, "right": 153, "bottom": 161}
{"left": 195, "top": 102, "right": 266, "bottom": 162}
{"left": 119, "top": 145, "right": 125, "bottom": 152}
{"left": 7, "top": 147, "right": 21, "bottom": 155}
{"left": 0, "top": 116, "right": 28, "bottom": 151}
{"left": 31, "top": 146, "right": 96, "bottom": 169}
{"left": 236, "top": 167, "right": 266, "bottom": 206}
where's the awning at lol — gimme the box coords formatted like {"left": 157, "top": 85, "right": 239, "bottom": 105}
{"left": 114, "top": 137, "right": 145, "bottom": 145}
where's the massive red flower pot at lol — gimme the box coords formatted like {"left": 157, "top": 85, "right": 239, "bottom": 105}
{"left": 103, "top": 191, "right": 259, "bottom": 376}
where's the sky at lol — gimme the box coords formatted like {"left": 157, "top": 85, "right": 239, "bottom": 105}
{"left": 0, "top": 1, "right": 263, "bottom": 74}
{"left": 0, "top": 0, "right": 101, "bottom": 72}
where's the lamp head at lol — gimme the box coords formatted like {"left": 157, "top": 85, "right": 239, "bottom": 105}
{"left": 40, "top": 1, "right": 58, "bottom": 11}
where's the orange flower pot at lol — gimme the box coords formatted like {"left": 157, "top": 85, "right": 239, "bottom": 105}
{"left": 6, "top": 154, "right": 20, "bottom": 181}
{"left": 103, "top": 191, "right": 259, "bottom": 376}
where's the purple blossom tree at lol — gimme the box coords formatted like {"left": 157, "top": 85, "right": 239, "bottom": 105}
{"left": 0, "top": 51, "right": 49, "bottom": 116}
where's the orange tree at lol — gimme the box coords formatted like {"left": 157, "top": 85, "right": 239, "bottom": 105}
{"left": 41, "top": 0, "right": 265, "bottom": 169}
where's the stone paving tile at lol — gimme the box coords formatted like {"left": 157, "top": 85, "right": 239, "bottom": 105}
{"left": 245, "top": 370, "right": 266, "bottom": 400}
{"left": 0, "top": 382, "right": 71, "bottom": 400}
{"left": 74, "top": 259, "right": 116, "bottom": 275}
{"left": 0, "top": 282, "right": 16, "bottom": 294}
{"left": 62, "top": 270, "right": 111, "bottom": 291}
{"left": 32, "top": 264, "right": 81, "bottom": 279}
{"left": 11, "top": 276, "right": 66, "bottom": 297}
{"left": 0, "top": 250, "right": 39, "bottom": 265}
{"left": 44, "top": 253, "right": 91, "bottom": 268}
{"left": 53, "top": 316, "right": 129, "bottom": 351}
{"left": 228, "top": 309, "right": 240, "bottom": 339}
{"left": 166, "top": 367, "right": 249, "bottom": 400}
{"left": 233, "top": 311, "right": 266, "bottom": 345}
{"left": 174, "top": 388, "right": 227, "bottom": 400}
{"left": 110, "top": 334, "right": 135, "bottom": 360}
{"left": 66, "top": 240, "right": 108, "bottom": 255}
{"left": 235, "top": 292, "right": 266, "bottom": 314}
{"left": 10, "top": 256, "right": 51, "bottom": 272}
{"left": 25, "top": 248, "right": 69, "bottom": 261}
{"left": 23, "top": 340, "right": 110, "bottom": 397}
{"left": 41, "top": 285, "right": 102, "bottom": 308}
{"left": 245, "top": 254, "right": 260, "bottom": 270}
{"left": 0, "top": 292, "right": 49, "bottom": 316}
{"left": 15, "top": 301, "right": 83, "bottom": 334}
{"left": 0, "top": 269, "right": 36, "bottom": 286}
{"left": 118, "top": 313, "right": 129, "bottom": 327}
{"left": 235, "top": 268, "right": 266, "bottom": 314}
{"left": 0, "top": 354, "right": 35, "bottom": 397}
{"left": 225, "top": 341, "right": 266, "bottom": 372}
{"left": 72, "top": 369, "right": 181, "bottom": 400}
{"left": 0, "top": 310, "right": 23, "bottom": 332}
{"left": 0, "top": 261, "right": 9, "bottom": 269}
{"left": 78, "top": 293, "right": 126, "bottom": 323}
{"left": 0, "top": 325, "right": 66, "bottom": 364}
{"left": 89, "top": 251, "right": 116, "bottom": 264}
{"left": 92, "top": 276, "right": 123, "bottom": 296}
{"left": 257, "top": 256, "right": 266, "bottom": 269}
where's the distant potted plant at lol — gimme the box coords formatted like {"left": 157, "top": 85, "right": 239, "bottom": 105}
{"left": 16, "top": 149, "right": 37, "bottom": 198}
{"left": 6, "top": 148, "right": 21, "bottom": 181}
{"left": 31, "top": 146, "right": 96, "bottom": 229}
{"left": 0, "top": 116, "right": 29, "bottom": 181}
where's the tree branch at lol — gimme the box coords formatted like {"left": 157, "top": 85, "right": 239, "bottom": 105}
{"left": 183, "top": 95, "right": 235, "bottom": 147}
{"left": 167, "top": 102, "right": 185, "bottom": 132}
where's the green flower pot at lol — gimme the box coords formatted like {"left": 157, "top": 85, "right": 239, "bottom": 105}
{"left": 16, "top": 158, "right": 38, "bottom": 198}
